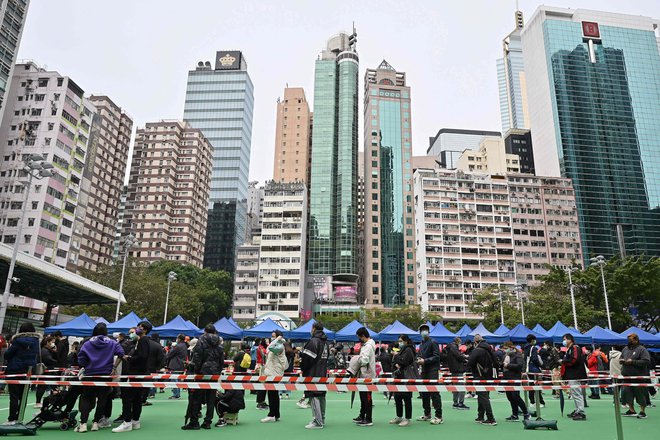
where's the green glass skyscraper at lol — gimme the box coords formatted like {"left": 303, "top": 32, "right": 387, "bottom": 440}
{"left": 308, "top": 31, "right": 359, "bottom": 298}
{"left": 522, "top": 7, "right": 660, "bottom": 261}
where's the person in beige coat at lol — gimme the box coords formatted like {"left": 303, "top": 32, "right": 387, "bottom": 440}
{"left": 261, "top": 330, "right": 287, "bottom": 423}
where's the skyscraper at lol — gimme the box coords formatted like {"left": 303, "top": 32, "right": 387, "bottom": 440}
{"left": 427, "top": 128, "right": 501, "bottom": 169}
{"left": 522, "top": 7, "right": 660, "bottom": 260}
{"left": 307, "top": 30, "right": 359, "bottom": 302}
{"left": 496, "top": 8, "right": 530, "bottom": 132}
{"left": 183, "top": 52, "right": 254, "bottom": 272}
{"left": 363, "top": 60, "right": 415, "bottom": 308}
{"left": 273, "top": 87, "right": 312, "bottom": 184}
{"left": 0, "top": 0, "right": 30, "bottom": 122}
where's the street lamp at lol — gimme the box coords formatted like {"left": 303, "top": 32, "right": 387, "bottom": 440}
{"left": 514, "top": 284, "right": 526, "bottom": 326}
{"left": 114, "top": 233, "right": 138, "bottom": 321}
{"left": 590, "top": 255, "right": 612, "bottom": 329}
{"left": 0, "top": 154, "right": 55, "bottom": 332}
{"left": 497, "top": 289, "right": 505, "bottom": 325}
{"left": 163, "top": 271, "right": 177, "bottom": 324}
{"left": 564, "top": 266, "right": 579, "bottom": 331}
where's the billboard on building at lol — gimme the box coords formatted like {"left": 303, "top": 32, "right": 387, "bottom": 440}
{"left": 335, "top": 285, "right": 357, "bottom": 303}
{"left": 215, "top": 51, "right": 242, "bottom": 70}
{"left": 312, "top": 275, "right": 331, "bottom": 301}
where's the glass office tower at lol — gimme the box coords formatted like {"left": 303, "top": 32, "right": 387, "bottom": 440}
{"left": 363, "top": 60, "right": 415, "bottom": 307}
{"left": 308, "top": 31, "right": 359, "bottom": 294}
{"left": 522, "top": 7, "right": 660, "bottom": 260}
{"left": 183, "top": 52, "right": 254, "bottom": 272}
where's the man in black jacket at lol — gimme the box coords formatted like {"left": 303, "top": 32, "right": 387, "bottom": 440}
{"left": 52, "top": 331, "right": 69, "bottom": 369}
{"left": 447, "top": 336, "right": 469, "bottom": 410}
{"left": 560, "top": 333, "right": 587, "bottom": 421}
{"left": 144, "top": 333, "right": 165, "bottom": 403}
{"left": 182, "top": 324, "right": 225, "bottom": 430}
{"left": 113, "top": 321, "right": 152, "bottom": 433}
{"left": 166, "top": 334, "right": 188, "bottom": 400}
{"left": 301, "top": 321, "right": 329, "bottom": 429}
{"left": 416, "top": 324, "right": 443, "bottom": 424}
{"left": 467, "top": 334, "right": 497, "bottom": 426}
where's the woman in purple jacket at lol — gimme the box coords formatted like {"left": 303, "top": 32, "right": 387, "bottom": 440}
{"left": 75, "top": 323, "right": 125, "bottom": 432}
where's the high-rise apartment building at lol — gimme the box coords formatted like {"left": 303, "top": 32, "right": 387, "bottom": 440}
{"left": 413, "top": 169, "right": 516, "bottom": 319}
{"left": 456, "top": 137, "right": 521, "bottom": 175}
{"left": 273, "top": 87, "right": 312, "bottom": 184}
{"left": 245, "top": 181, "right": 264, "bottom": 243}
{"left": 112, "top": 184, "right": 128, "bottom": 260}
{"left": 257, "top": 181, "right": 307, "bottom": 321}
{"left": 67, "top": 95, "right": 133, "bottom": 272}
{"left": 504, "top": 129, "right": 535, "bottom": 175}
{"left": 0, "top": 0, "right": 30, "bottom": 122}
{"left": 122, "top": 121, "right": 212, "bottom": 267}
{"left": 427, "top": 128, "right": 501, "bottom": 169}
{"left": 496, "top": 8, "right": 530, "bottom": 132}
{"left": 363, "top": 60, "right": 415, "bottom": 307}
{"left": 233, "top": 238, "right": 260, "bottom": 322}
{"left": 183, "top": 52, "right": 254, "bottom": 272}
{"left": 307, "top": 30, "right": 359, "bottom": 298}
{"left": 0, "top": 62, "right": 95, "bottom": 268}
{"left": 522, "top": 7, "right": 660, "bottom": 260}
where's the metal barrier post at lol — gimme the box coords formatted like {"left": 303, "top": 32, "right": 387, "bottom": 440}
{"left": 17, "top": 367, "right": 32, "bottom": 422}
{"left": 612, "top": 383, "right": 624, "bottom": 440}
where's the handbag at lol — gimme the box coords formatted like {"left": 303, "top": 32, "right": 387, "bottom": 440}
{"left": 34, "top": 343, "right": 46, "bottom": 376}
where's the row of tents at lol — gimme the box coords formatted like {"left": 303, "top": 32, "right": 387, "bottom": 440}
{"left": 44, "top": 312, "right": 660, "bottom": 347}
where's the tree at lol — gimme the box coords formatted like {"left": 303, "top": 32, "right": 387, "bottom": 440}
{"left": 363, "top": 305, "right": 443, "bottom": 332}
{"left": 468, "top": 287, "right": 523, "bottom": 330}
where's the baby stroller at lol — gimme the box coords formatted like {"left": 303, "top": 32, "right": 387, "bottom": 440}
{"left": 26, "top": 388, "right": 79, "bottom": 431}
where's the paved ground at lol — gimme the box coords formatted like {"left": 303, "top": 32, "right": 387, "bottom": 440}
{"left": 1, "top": 389, "right": 657, "bottom": 438}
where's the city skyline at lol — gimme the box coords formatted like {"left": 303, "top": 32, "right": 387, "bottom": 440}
{"left": 17, "top": 0, "right": 659, "bottom": 185}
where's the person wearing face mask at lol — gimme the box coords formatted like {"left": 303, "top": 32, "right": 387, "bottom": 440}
{"left": 113, "top": 321, "right": 152, "bottom": 433}
{"left": 416, "top": 324, "right": 443, "bottom": 425}
{"left": 501, "top": 342, "right": 529, "bottom": 422}
{"left": 166, "top": 334, "right": 187, "bottom": 400}
{"left": 34, "top": 336, "right": 58, "bottom": 409}
{"left": 620, "top": 333, "right": 651, "bottom": 419}
{"left": 391, "top": 335, "right": 417, "bottom": 427}
{"left": 560, "top": 333, "right": 587, "bottom": 421}
{"left": 260, "top": 330, "right": 287, "bottom": 424}
{"left": 300, "top": 321, "right": 329, "bottom": 429}
{"left": 352, "top": 327, "right": 376, "bottom": 427}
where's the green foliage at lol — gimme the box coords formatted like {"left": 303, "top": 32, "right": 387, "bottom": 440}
{"left": 66, "top": 259, "right": 233, "bottom": 327}
{"left": 363, "top": 305, "right": 443, "bottom": 332}
{"left": 313, "top": 313, "right": 360, "bottom": 332}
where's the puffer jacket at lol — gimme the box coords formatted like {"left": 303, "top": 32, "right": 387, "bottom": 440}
{"left": 358, "top": 338, "right": 376, "bottom": 379}
{"left": 503, "top": 350, "right": 525, "bottom": 379}
{"left": 4, "top": 332, "right": 40, "bottom": 374}
{"left": 190, "top": 333, "right": 225, "bottom": 375}
{"left": 446, "top": 341, "right": 465, "bottom": 374}
{"left": 621, "top": 344, "right": 650, "bottom": 377}
{"left": 263, "top": 338, "right": 287, "bottom": 376}
{"left": 166, "top": 342, "right": 188, "bottom": 372}
{"left": 609, "top": 349, "right": 622, "bottom": 377}
{"left": 301, "top": 329, "right": 328, "bottom": 378}
{"left": 467, "top": 341, "right": 497, "bottom": 379}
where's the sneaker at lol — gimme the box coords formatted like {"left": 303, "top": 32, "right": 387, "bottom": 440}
{"left": 352, "top": 416, "right": 364, "bottom": 424}
{"left": 98, "top": 417, "right": 112, "bottom": 429}
{"left": 2, "top": 421, "right": 17, "bottom": 426}
{"left": 215, "top": 419, "right": 227, "bottom": 427}
{"left": 142, "top": 401, "right": 152, "bottom": 406}
{"left": 168, "top": 396, "right": 180, "bottom": 400}
{"left": 74, "top": 424, "right": 87, "bottom": 433}
{"left": 112, "top": 421, "right": 133, "bottom": 433}
{"left": 417, "top": 415, "right": 431, "bottom": 421}
{"left": 430, "top": 417, "right": 443, "bottom": 425}
{"left": 34, "top": 403, "right": 42, "bottom": 409}
{"left": 261, "top": 416, "right": 278, "bottom": 423}
{"left": 390, "top": 417, "right": 403, "bottom": 424}
{"left": 505, "top": 415, "right": 519, "bottom": 422}
{"left": 131, "top": 421, "right": 141, "bottom": 430}
{"left": 523, "top": 414, "right": 531, "bottom": 421}
{"left": 181, "top": 422, "right": 200, "bottom": 430}
{"left": 637, "top": 412, "right": 647, "bottom": 419}
{"left": 357, "top": 420, "right": 373, "bottom": 427}
{"left": 91, "top": 422, "right": 99, "bottom": 431}
{"left": 201, "top": 421, "right": 211, "bottom": 429}
{"left": 457, "top": 404, "right": 470, "bottom": 410}
{"left": 297, "top": 400, "right": 310, "bottom": 409}
{"left": 588, "top": 395, "right": 600, "bottom": 400}
{"left": 540, "top": 404, "right": 545, "bottom": 408}
{"left": 398, "top": 419, "right": 411, "bottom": 427}
{"left": 112, "top": 417, "right": 124, "bottom": 424}
{"left": 623, "top": 410, "right": 638, "bottom": 417}
{"left": 305, "top": 421, "right": 324, "bottom": 429}
{"left": 572, "top": 413, "right": 586, "bottom": 421}
{"left": 475, "top": 417, "right": 485, "bottom": 424}
{"left": 482, "top": 419, "right": 497, "bottom": 426}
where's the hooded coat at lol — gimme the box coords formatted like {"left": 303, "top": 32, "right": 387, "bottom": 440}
{"left": 263, "top": 338, "right": 287, "bottom": 376}
{"left": 190, "top": 333, "right": 224, "bottom": 375}
{"left": 301, "top": 329, "right": 328, "bottom": 378}
{"left": 78, "top": 335, "right": 125, "bottom": 376}
{"left": 4, "top": 332, "right": 40, "bottom": 374}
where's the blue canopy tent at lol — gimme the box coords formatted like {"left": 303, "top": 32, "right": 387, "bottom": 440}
{"left": 429, "top": 322, "right": 457, "bottom": 344}
{"left": 227, "top": 317, "right": 240, "bottom": 328}
{"left": 152, "top": 315, "right": 199, "bottom": 338}
{"left": 207, "top": 318, "right": 243, "bottom": 340}
{"left": 619, "top": 327, "right": 660, "bottom": 346}
{"left": 377, "top": 320, "right": 420, "bottom": 342}
{"left": 584, "top": 326, "right": 627, "bottom": 345}
{"left": 243, "top": 318, "right": 286, "bottom": 339}
{"left": 94, "top": 317, "right": 110, "bottom": 325}
{"left": 286, "top": 319, "right": 335, "bottom": 341}
{"left": 456, "top": 324, "right": 472, "bottom": 338}
{"left": 532, "top": 324, "right": 547, "bottom": 334}
{"left": 334, "top": 320, "right": 379, "bottom": 342}
{"left": 107, "top": 312, "right": 147, "bottom": 334}
{"left": 45, "top": 313, "right": 96, "bottom": 337}
{"left": 424, "top": 321, "right": 435, "bottom": 331}
{"left": 494, "top": 324, "right": 510, "bottom": 335}
{"left": 503, "top": 324, "right": 545, "bottom": 344}
{"left": 186, "top": 320, "right": 200, "bottom": 333}
{"left": 542, "top": 321, "right": 591, "bottom": 345}
{"left": 467, "top": 323, "right": 508, "bottom": 344}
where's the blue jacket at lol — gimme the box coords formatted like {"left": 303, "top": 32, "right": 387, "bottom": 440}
{"left": 4, "top": 332, "right": 40, "bottom": 374}
{"left": 523, "top": 343, "right": 543, "bottom": 374}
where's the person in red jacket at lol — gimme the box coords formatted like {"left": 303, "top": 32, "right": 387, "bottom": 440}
{"left": 586, "top": 346, "right": 607, "bottom": 399}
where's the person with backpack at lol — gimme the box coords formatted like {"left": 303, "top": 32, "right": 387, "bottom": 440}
{"left": 560, "top": 333, "right": 587, "bottom": 421}
{"left": 540, "top": 340, "right": 561, "bottom": 398}
{"left": 233, "top": 343, "right": 252, "bottom": 372}
{"left": 524, "top": 334, "right": 545, "bottom": 407}
{"left": 182, "top": 324, "right": 225, "bottom": 430}
{"left": 588, "top": 345, "right": 608, "bottom": 398}
{"left": 467, "top": 334, "right": 497, "bottom": 426}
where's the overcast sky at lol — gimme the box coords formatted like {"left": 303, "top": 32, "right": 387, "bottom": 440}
{"left": 18, "top": 0, "right": 659, "bottom": 184}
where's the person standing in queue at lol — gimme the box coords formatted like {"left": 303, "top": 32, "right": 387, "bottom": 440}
{"left": 467, "top": 334, "right": 497, "bottom": 426}
{"left": 301, "top": 321, "right": 329, "bottom": 429}
{"left": 3, "top": 322, "right": 39, "bottom": 425}
{"left": 560, "top": 333, "right": 587, "bottom": 421}
{"left": 447, "top": 336, "right": 469, "bottom": 410}
{"left": 260, "top": 330, "right": 287, "bottom": 423}
{"left": 353, "top": 327, "right": 376, "bottom": 427}
{"left": 390, "top": 334, "right": 417, "bottom": 427}
{"left": 417, "top": 324, "right": 443, "bottom": 425}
